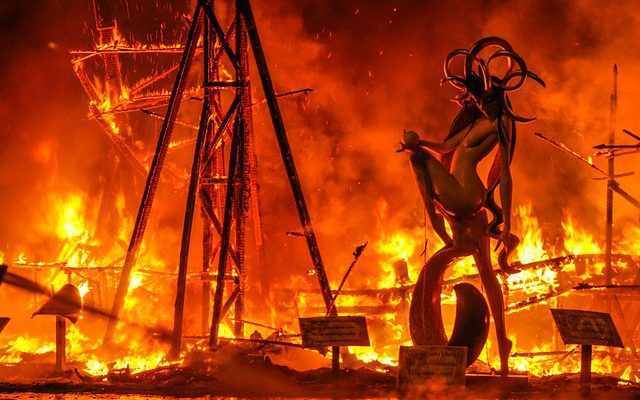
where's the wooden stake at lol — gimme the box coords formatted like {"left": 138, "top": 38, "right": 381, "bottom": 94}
{"left": 55, "top": 317, "right": 66, "bottom": 372}
{"left": 580, "top": 344, "right": 592, "bottom": 397}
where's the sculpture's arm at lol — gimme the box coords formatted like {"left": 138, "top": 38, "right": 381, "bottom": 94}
{"left": 418, "top": 128, "right": 466, "bottom": 155}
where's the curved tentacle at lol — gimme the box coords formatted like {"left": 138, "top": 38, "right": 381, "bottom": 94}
{"left": 464, "top": 36, "right": 513, "bottom": 85}
{"left": 499, "top": 93, "right": 536, "bottom": 123}
{"left": 447, "top": 283, "right": 490, "bottom": 367}
{"left": 443, "top": 49, "right": 468, "bottom": 89}
{"left": 488, "top": 50, "right": 528, "bottom": 91}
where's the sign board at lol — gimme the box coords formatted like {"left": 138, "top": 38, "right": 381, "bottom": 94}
{"left": 550, "top": 309, "right": 623, "bottom": 348}
{"left": 397, "top": 346, "right": 467, "bottom": 390}
{"left": 298, "top": 316, "right": 369, "bottom": 347}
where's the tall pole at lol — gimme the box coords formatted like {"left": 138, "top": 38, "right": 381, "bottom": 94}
{"left": 233, "top": 4, "right": 250, "bottom": 338}
{"left": 239, "top": 0, "right": 340, "bottom": 374}
{"left": 209, "top": 109, "right": 243, "bottom": 348}
{"left": 605, "top": 64, "right": 617, "bottom": 285}
{"left": 170, "top": 15, "right": 211, "bottom": 357}
{"left": 103, "top": 4, "right": 203, "bottom": 345}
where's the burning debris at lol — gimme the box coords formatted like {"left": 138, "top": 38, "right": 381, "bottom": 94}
{"left": 4, "top": 0, "right": 640, "bottom": 398}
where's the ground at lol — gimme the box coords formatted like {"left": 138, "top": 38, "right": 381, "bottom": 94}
{"left": 0, "top": 343, "right": 640, "bottom": 399}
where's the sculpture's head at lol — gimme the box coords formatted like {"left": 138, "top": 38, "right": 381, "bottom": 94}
{"left": 442, "top": 36, "right": 545, "bottom": 122}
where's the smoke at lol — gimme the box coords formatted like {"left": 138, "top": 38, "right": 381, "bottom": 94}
{"left": 251, "top": 0, "right": 640, "bottom": 282}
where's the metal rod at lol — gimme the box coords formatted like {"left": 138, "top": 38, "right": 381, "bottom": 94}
{"left": 593, "top": 143, "right": 640, "bottom": 150}
{"left": 239, "top": 0, "right": 339, "bottom": 376}
{"left": 606, "top": 64, "right": 617, "bottom": 285}
{"left": 536, "top": 131, "right": 640, "bottom": 211}
{"left": 534, "top": 132, "right": 608, "bottom": 176}
{"left": 103, "top": 3, "right": 203, "bottom": 345}
{"left": 623, "top": 128, "right": 640, "bottom": 141}
{"left": 326, "top": 242, "right": 368, "bottom": 316}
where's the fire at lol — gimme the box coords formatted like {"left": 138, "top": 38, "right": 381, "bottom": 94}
{"left": 312, "top": 201, "right": 639, "bottom": 382}
{"left": 373, "top": 228, "right": 422, "bottom": 287}
{"left": 515, "top": 204, "right": 548, "bottom": 264}
{"left": 5, "top": 1, "right": 640, "bottom": 386}
{"left": 562, "top": 214, "right": 601, "bottom": 255}
{"left": 0, "top": 337, "right": 55, "bottom": 363}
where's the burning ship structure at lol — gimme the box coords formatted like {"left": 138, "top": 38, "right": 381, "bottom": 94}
{"left": 2, "top": 0, "right": 640, "bottom": 397}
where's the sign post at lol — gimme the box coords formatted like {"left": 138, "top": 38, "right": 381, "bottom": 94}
{"left": 299, "top": 316, "right": 370, "bottom": 376}
{"left": 550, "top": 309, "right": 624, "bottom": 397}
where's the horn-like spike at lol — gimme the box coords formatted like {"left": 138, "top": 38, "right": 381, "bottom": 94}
{"left": 465, "top": 37, "right": 513, "bottom": 83}
{"left": 526, "top": 70, "right": 546, "bottom": 87}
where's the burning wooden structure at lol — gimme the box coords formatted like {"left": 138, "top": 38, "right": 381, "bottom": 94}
{"left": 4, "top": 0, "right": 640, "bottom": 398}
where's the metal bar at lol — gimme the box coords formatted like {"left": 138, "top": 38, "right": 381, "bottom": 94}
{"left": 103, "top": 3, "right": 203, "bottom": 345}
{"left": 623, "top": 128, "right": 640, "bottom": 141}
{"left": 609, "top": 181, "right": 640, "bottom": 210}
{"left": 594, "top": 144, "right": 640, "bottom": 150}
{"left": 239, "top": 0, "right": 339, "bottom": 376}
{"left": 209, "top": 113, "right": 243, "bottom": 349}
{"left": 170, "top": 66, "right": 213, "bottom": 358}
{"left": 534, "top": 132, "right": 608, "bottom": 176}
{"left": 326, "top": 242, "right": 368, "bottom": 316}
{"left": 605, "top": 64, "right": 617, "bottom": 285}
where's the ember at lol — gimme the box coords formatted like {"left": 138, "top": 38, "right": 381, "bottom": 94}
{"left": 2, "top": 0, "right": 640, "bottom": 398}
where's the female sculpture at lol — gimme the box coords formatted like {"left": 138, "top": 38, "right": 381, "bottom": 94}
{"left": 401, "top": 37, "right": 544, "bottom": 375}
